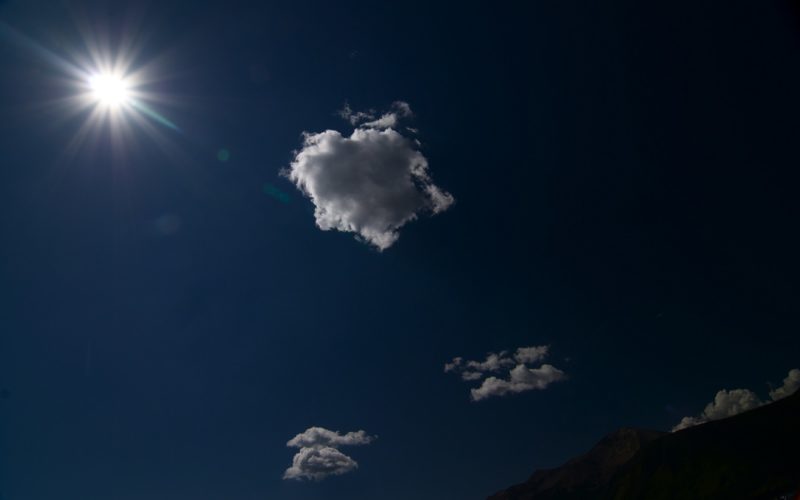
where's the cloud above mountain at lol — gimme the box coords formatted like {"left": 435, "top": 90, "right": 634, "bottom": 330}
{"left": 769, "top": 368, "right": 800, "bottom": 401}
{"left": 445, "top": 345, "right": 566, "bottom": 401}
{"left": 283, "top": 427, "right": 376, "bottom": 481}
{"left": 672, "top": 368, "right": 800, "bottom": 432}
{"left": 284, "top": 101, "right": 453, "bottom": 250}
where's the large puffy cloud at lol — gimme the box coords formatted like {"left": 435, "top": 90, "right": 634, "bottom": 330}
{"left": 672, "top": 389, "right": 762, "bottom": 432}
{"left": 283, "top": 427, "right": 376, "bottom": 481}
{"left": 701, "top": 388, "right": 763, "bottom": 419}
{"left": 672, "top": 368, "right": 799, "bottom": 432}
{"left": 444, "top": 345, "right": 566, "bottom": 401}
{"left": 285, "top": 102, "right": 453, "bottom": 250}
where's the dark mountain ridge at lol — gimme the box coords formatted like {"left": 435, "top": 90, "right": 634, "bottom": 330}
{"left": 488, "top": 428, "right": 665, "bottom": 500}
{"left": 489, "top": 390, "right": 800, "bottom": 500}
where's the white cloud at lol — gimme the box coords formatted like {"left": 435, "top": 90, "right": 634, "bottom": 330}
{"left": 444, "top": 345, "right": 566, "bottom": 401}
{"left": 391, "top": 101, "right": 412, "bottom": 117}
{"left": 337, "top": 102, "right": 375, "bottom": 125}
{"left": 443, "top": 357, "right": 463, "bottom": 373}
{"left": 700, "top": 388, "right": 763, "bottom": 420}
{"left": 337, "top": 101, "right": 413, "bottom": 129}
{"left": 284, "top": 102, "right": 453, "bottom": 250}
{"left": 465, "top": 351, "right": 516, "bottom": 373}
{"left": 514, "top": 346, "right": 550, "bottom": 364}
{"left": 361, "top": 101, "right": 413, "bottom": 129}
{"left": 444, "top": 346, "right": 551, "bottom": 378}
{"left": 287, "top": 427, "right": 375, "bottom": 448}
{"left": 671, "top": 416, "right": 704, "bottom": 432}
{"left": 672, "top": 368, "right": 799, "bottom": 432}
{"left": 362, "top": 113, "right": 398, "bottom": 129}
{"left": 470, "top": 364, "right": 566, "bottom": 402}
{"left": 283, "top": 427, "right": 375, "bottom": 481}
{"left": 283, "top": 446, "right": 358, "bottom": 481}
{"left": 769, "top": 368, "right": 800, "bottom": 401}
{"left": 672, "top": 388, "right": 762, "bottom": 432}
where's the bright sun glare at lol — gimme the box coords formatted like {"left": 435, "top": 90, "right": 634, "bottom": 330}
{"left": 89, "top": 74, "right": 129, "bottom": 106}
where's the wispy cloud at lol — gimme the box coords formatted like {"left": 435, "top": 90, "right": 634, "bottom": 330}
{"left": 338, "top": 101, "right": 412, "bottom": 129}
{"left": 361, "top": 101, "right": 413, "bottom": 129}
{"left": 337, "top": 102, "right": 375, "bottom": 125}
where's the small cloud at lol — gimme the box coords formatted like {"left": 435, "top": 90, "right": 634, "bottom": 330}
{"left": 444, "top": 345, "right": 566, "bottom": 401}
{"left": 283, "top": 446, "right": 358, "bottom": 481}
{"left": 514, "top": 346, "right": 550, "bottom": 364}
{"left": 443, "top": 357, "right": 463, "bottom": 373}
{"left": 470, "top": 364, "right": 566, "bottom": 402}
{"left": 672, "top": 368, "right": 800, "bottom": 432}
{"left": 769, "top": 368, "right": 800, "bottom": 401}
{"left": 361, "top": 101, "right": 414, "bottom": 129}
{"left": 283, "top": 427, "right": 375, "bottom": 481}
{"left": 284, "top": 102, "right": 453, "bottom": 250}
{"left": 287, "top": 427, "right": 374, "bottom": 449}
{"left": 671, "top": 415, "right": 704, "bottom": 431}
{"left": 337, "top": 102, "right": 375, "bottom": 126}
{"left": 339, "top": 101, "right": 412, "bottom": 129}
{"left": 391, "top": 101, "right": 413, "bottom": 117}
{"left": 465, "top": 351, "right": 516, "bottom": 373}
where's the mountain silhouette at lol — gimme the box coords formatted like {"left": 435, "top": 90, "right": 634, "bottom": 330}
{"left": 489, "top": 390, "right": 800, "bottom": 500}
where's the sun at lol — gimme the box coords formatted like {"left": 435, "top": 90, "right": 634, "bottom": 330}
{"left": 0, "top": 9, "right": 184, "bottom": 167}
{"left": 88, "top": 73, "right": 130, "bottom": 107}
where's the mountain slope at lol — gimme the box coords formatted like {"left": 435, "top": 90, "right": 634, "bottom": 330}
{"left": 489, "top": 390, "right": 800, "bottom": 500}
{"left": 488, "top": 428, "right": 665, "bottom": 500}
{"left": 607, "top": 389, "right": 800, "bottom": 500}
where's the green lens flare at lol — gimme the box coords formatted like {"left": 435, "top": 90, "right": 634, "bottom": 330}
{"left": 129, "top": 100, "right": 180, "bottom": 132}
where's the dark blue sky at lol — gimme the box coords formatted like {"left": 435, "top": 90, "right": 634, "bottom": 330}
{"left": 1, "top": 1, "right": 799, "bottom": 499}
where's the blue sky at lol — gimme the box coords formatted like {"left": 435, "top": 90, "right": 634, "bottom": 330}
{"left": 1, "top": 0, "right": 800, "bottom": 499}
